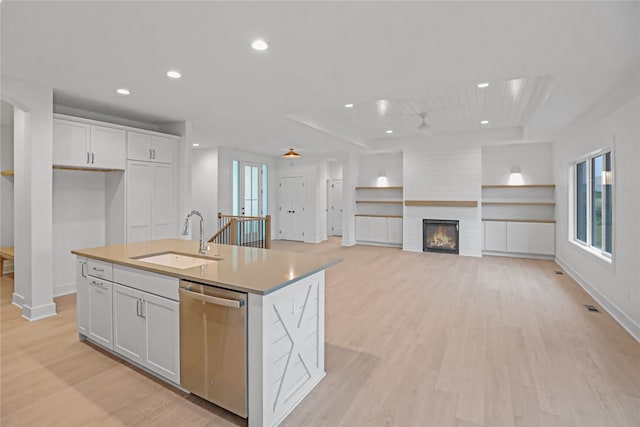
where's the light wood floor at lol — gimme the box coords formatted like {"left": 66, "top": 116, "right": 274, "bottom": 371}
{"left": 1, "top": 239, "right": 639, "bottom": 426}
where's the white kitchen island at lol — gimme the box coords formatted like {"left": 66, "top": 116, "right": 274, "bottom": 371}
{"left": 72, "top": 239, "right": 340, "bottom": 427}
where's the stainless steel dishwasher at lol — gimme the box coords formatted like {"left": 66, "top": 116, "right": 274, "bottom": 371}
{"left": 179, "top": 280, "right": 247, "bottom": 418}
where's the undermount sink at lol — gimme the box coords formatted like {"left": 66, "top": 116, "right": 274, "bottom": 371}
{"left": 134, "top": 252, "right": 220, "bottom": 269}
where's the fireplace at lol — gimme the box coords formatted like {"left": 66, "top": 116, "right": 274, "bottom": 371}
{"left": 423, "top": 219, "right": 459, "bottom": 254}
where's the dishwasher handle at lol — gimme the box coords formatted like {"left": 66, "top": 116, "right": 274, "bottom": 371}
{"left": 179, "top": 287, "right": 245, "bottom": 308}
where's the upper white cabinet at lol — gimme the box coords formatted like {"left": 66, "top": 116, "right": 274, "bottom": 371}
{"left": 127, "top": 131, "right": 174, "bottom": 164}
{"left": 53, "top": 119, "right": 126, "bottom": 169}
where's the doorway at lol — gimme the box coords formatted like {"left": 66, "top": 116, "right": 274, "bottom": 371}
{"left": 327, "top": 179, "right": 343, "bottom": 236}
{"left": 233, "top": 161, "right": 267, "bottom": 217}
{"left": 278, "top": 177, "right": 304, "bottom": 241}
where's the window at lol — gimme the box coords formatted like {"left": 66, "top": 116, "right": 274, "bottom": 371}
{"left": 574, "top": 150, "right": 613, "bottom": 257}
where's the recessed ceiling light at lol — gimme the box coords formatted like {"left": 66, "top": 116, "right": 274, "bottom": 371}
{"left": 251, "top": 39, "right": 269, "bottom": 51}
{"left": 477, "top": 82, "right": 490, "bottom": 88}
{"left": 167, "top": 70, "right": 182, "bottom": 79}
{"left": 192, "top": 143, "right": 200, "bottom": 147}
{"left": 386, "top": 130, "right": 393, "bottom": 134}
{"left": 344, "top": 103, "right": 354, "bottom": 108}
{"left": 116, "top": 88, "right": 130, "bottom": 95}
{"left": 481, "top": 120, "right": 489, "bottom": 125}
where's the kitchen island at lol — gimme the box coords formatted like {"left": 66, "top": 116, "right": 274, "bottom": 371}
{"left": 72, "top": 239, "right": 340, "bottom": 427}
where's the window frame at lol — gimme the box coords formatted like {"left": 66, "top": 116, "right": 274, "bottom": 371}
{"left": 571, "top": 147, "right": 614, "bottom": 262}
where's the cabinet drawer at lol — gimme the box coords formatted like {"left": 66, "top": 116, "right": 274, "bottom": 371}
{"left": 88, "top": 259, "right": 113, "bottom": 281}
{"left": 113, "top": 264, "right": 179, "bottom": 301}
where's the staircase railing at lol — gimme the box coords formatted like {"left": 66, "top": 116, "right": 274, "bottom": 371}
{"left": 208, "top": 213, "right": 271, "bottom": 249}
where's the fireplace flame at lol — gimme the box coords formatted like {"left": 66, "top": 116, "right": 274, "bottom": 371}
{"left": 428, "top": 226, "right": 456, "bottom": 248}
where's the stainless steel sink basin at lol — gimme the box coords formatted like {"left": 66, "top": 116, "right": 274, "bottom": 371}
{"left": 134, "top": 252, "right": 221, "bottom": 269}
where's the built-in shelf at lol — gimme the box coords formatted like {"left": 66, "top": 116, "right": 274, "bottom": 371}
{"left": 404, "top": 200, "right": 478, "bottom": 207}
{"left": 483, "top": 218, "right": 556, "bottom": 223}
{"left": 355, "top": 186, "right": 403, "bottom": 190}
{"left": 482, "top": 201, "right": 555, "bottom": 206}
{"left": 53, "top": 165, "right": 122, "bottom": 173}
{"left": 355, "top": 214, "right": 403, "bottom": 218}
{"left": 356, "top": 200, "right": 402, "bottom": 204}
{"left": 1, "top": 170, "right": 14, "bottom": 176}
{"left": 482, "top": 184, "right": 555, "bottom": 189}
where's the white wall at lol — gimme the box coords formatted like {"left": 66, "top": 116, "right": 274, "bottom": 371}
{"left": 403, "top": 141, "right": 482, "bottom": 256}
{"left": 191, "top": 147, "right": 218, "bottom": 240}
{"left": 1, "top": 101, "right": 15, "bottom": 259}
{"left": 52, "top": 170, "right": 106, "bottom": 295}
{"left": 554, "top": 93, "right": 640, "bottom": 341}
{"left": 358, "top": 152, "right": 403, "bottom": 186}
{"left": 482, "top": 142, "right": 554, "bottom": 185}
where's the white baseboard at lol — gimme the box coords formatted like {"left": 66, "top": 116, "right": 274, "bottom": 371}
{"left": 22, "top": 302, "right": 57, "bottom": 321}
{"left": 556, "top": 255, "right": 640, "bottom": 344}
{"left": 483, "top": 251, "right": 555, "bottom": 260}
{"left": 54, "top": 281, "right": 76, "bottom": 297}
{"left": 356, "top": 241, "right": 402, "bottom": 249}
{"left": 12, "top": 291, "right": 25, "bottom": 308}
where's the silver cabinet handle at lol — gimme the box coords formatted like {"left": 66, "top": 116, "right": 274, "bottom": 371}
{"left": 136, "top": 299, "right": 141, "bottom": 317}
{"left": 179, "top": 287, "right": 244, "bottom": 308}
{"left": 81, "top": 262, "right": 87, "bottom": 278}
{"left": 91, "top": 152, "right": 95, "bottom": 164}
{"left": 140, "top": 299, "right": 146, "bottom": 318}
{"left": 90, "top": 280, "right": 105, "bottom": 288}
{"left": 92, "top": 267, "right": 104, "bottom": 273}
{"left": 86, "top": 152, "right": 90, "bottom": 164}
{"left": 152, "top": 149, "right": 156, "bottom": 160}
{"left": 149, "top": 148, "right": 153, "bottom": 160}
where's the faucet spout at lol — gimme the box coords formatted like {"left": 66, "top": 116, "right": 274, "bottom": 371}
{"left": 182, "top": 210, "right": 207, "bottom": 254}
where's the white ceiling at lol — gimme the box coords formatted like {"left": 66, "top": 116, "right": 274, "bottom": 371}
{"left": 1, "top": 2, "right": 638, "bottom": 155}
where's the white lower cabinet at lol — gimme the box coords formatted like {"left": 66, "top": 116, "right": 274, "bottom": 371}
{"left": 88, "top": 277, "right": 113, "bottom": 349}
{"left": 113, "top": 283, "right": 180, "bottom": 384}
{"left": 355, "top": 216, "right": 403, "bottom": 246}
{"left": 484, "top": 221, "right": 555, "bottom": 256}
{"left": 76, "top": 257, "right": 89, "bottom": 335}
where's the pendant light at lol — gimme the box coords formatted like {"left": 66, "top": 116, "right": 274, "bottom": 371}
{"left": 282, "top": 148, "right": 301, "bottom": 158}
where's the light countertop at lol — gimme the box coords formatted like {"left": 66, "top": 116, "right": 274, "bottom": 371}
{"left": 72, "top": 239, "right": 341, "bottom": 295}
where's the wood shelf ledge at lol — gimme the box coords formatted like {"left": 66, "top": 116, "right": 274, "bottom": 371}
{"left": 355, "top": 214, "right": 403, "bottom": 218}
{"left": 1, "top": 170, "right": 14, "bottom": 176}
{"left": 404, "top": 200, "right": 478, "bottom": 207}
{"left": 355, "top": 186, "right": 403, "bottom": 190}
{"left": 482, "top": 184, "right": 555, "bottom": 189}
{"left": 356, "top": 200, "right": 403, "bottom": 204}
{"left": 482, "top": 218, "right": 556, "bottom": 223}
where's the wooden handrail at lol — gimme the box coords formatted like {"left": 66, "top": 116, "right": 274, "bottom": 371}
{"left": 207, "top": 220, "right": 232, "bottom": 243}
{"left": 208, "top": 213, "right": 271, "bottom": 249}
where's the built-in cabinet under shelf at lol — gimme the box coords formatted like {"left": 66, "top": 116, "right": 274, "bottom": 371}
{"left": 482, "top": 184, "right": 556, "bottom": 258}
{"left": 355, "top": 186, "right": 403, "bottom": 246}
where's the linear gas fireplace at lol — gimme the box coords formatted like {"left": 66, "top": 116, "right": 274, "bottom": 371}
{"left": 423, "top": 219, "right": 459, "bottom": 255}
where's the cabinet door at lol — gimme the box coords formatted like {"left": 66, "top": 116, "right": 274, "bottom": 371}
{"left": 113, "top": 284, "right": 146, "bottom": 364}
{"left": 506, "top": 222, "right": 531, "bottom": 253}
{"left": 53, "top": 119, "right": 90, "bottom": 167}
{"left": 355, "top": 217, "right": 369, "bottom": 241}
{"left": 90, "top": 126, "right": 126, "bottom": 169}
{"left": 126, "top": 161, "right": 153, "bottom": 243}
{"left": 369, "top": 217, "right": 388, "bottom": 242}
{"left": 127, "top": 132, "right": 152, "bottom": 161}
{"left": 143, "top": 292, "right": 180, "bottom": 383}
{"left": 530, "top": 223, "right": 555, "bottom": 255}
{"left": 484, "top": 221, "right": 507, "bottom": 252}
{"left": 387, "top": 218, "right": 403, "bottom": 244}
{"left": 88, "top": 278, "right": 113, "bottom": 350}
{"left": 152, "top": 163, "right": 175, "bottom": 240}
{"left": 76, "top": 257, "right": 89, "bottom": 335}
{"left": 151, "top": 136, "right": 174, "bottom": 164}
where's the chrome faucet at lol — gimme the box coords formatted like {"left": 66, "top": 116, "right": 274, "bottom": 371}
{"left": 182, "top": 210, "right": 207, "bottom": 254}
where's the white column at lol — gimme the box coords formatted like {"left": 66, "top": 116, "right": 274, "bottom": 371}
{"left": 341, "top": 151, "right": 358, "bottom": 246}
{"left": 3, "top": 76, "right": 56, "bottom": 320}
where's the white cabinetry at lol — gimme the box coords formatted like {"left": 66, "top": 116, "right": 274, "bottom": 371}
{"left": 127, "top": 132, "right": 174, "bottom": 164}
{"left": 126, "top": 161, "right": 174, "bottom": 243}
{"left": 387, "top": 217, "right": 403, "bottom": 245}
{"left": 355, "top": 215, "right": 403, "bottom": 247}
{"left": 483, "top": 221, "right": 555, "bottom": 257}
{"left": 53, "top": 119, "right": 126, "bottom": 169}
{"left": 355, "top": 186, "right": 403, "bottom": 247}
{"left": 76, "top": 257, "right": 89, "bottom": 335}
{"left": 113, "top": 283, "right": 180, "bottom": 383}
{"left": 88, "top": 277, "right": 113, "bottom": 349}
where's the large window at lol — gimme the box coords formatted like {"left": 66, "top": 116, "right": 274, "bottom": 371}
{"left": 574, "top": 150, "right": 613, "bottom": 257}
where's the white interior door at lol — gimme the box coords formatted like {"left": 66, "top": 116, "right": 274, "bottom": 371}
{"left": 328, "top": 179, "right": 343, "bottom": 236}
{"left": 279, "top": 177, "right": 304, "bottom": 241}
{"left": 238, "top": 161, "right": 265, "bottom": 244}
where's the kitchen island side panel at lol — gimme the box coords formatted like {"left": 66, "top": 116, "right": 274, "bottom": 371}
{"left": 248, "top": 270, "right": 326, "bottom": 427}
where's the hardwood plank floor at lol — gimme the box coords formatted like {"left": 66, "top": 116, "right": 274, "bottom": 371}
{"left": 1, "top": 238, "right": 639, "bottom": 426}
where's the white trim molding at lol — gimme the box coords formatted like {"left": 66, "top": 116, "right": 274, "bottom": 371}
{"left": 21, "top": 302, "right": 57, "bottom": 322}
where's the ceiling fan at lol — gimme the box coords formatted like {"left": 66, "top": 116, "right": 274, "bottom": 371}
{"left": 417, "top": 112, "right": 433, "bottom": 136}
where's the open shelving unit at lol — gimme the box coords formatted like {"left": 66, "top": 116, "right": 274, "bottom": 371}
{"left": 355, "top": 186, "right": 403, "bottom": 246}
{"left": 481, "top": 184, "right": 556, "bottom": 258}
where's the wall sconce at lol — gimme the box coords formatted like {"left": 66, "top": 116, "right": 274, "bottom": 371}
{"left": 376, "top": 170, "right": 389, "bottom": 187}
{"left": 508, "top": 165, "right": 524, "bottom": 185}
{"left": 510, "top": 165, "right": 521, "bottom": 174}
